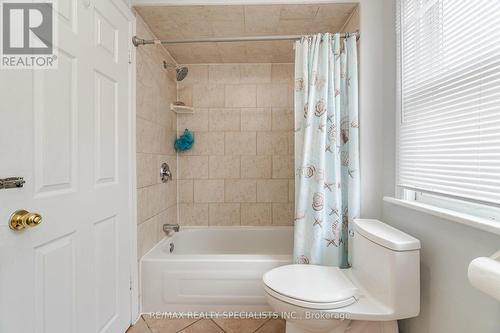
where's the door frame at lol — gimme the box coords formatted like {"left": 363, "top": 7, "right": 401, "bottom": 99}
{"left": 108, "top": 0, "right": 139, "bottom": 325}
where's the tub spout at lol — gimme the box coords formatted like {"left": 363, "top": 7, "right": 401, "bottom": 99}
{"left": 163, "top": 223, "right": 180, "bottom": 236}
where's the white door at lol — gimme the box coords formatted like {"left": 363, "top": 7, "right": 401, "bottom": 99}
{"left": 0, "top": 0, "right": 134, "bottom": 332}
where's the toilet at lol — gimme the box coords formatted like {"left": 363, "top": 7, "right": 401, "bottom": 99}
{"left": 263, "top": 219, "right": 421, "bottom": 333}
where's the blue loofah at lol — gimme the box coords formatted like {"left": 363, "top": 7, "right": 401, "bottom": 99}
{"left": 175, "top": 129, "right": 194, "bottom": 151}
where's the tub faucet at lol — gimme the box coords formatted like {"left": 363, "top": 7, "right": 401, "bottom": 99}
{"left": 163, "top": 223, "right": 180, "bottom": 236}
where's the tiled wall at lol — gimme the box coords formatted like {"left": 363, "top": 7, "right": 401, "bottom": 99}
{"left": 176, "top": 63, "right": 295, "bottom": 226}
{"left": 136, "top": 14, "right": 178, "bottom": 257}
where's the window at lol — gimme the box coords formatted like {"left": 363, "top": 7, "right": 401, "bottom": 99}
{"left": 397, "top": 0, "right": 500, "bottom": 214}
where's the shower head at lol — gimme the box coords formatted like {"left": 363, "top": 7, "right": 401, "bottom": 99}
{"left": 163, "top": 61, "right": 189, "bottom": 81}
{"left": 175, "top": 66, "right": 189, "bottom": 81}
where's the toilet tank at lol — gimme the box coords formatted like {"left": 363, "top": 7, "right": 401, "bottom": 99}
{"left": 351, "top": 219, "right": 421, "bottom": 319}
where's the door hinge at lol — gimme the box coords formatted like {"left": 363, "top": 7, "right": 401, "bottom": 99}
{"left": 0, "top": 177, "right": 25, "bottom": 189}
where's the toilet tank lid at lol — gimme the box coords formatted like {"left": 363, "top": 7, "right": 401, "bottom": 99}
{"left": 353, "top": 219, "right": 421, "bottom": 251}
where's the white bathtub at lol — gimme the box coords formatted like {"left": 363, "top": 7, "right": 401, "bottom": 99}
{"left": 140, "top": 227, "right": 293, "bottom": 313}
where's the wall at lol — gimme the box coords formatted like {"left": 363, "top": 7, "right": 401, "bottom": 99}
{"left": 341, "top": 5, "right": 359, "bottom": 33}
{"left": 176, "top": 63, "right": 295, "bottom": 226}
{"left": 379, "top": 1, "right": 500, "bottom": 332}
{"left": 135, "top": 14, "right": 178, "bottom": 257}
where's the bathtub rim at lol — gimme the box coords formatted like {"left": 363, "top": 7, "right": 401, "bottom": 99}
{"left": 140, "top": 225, "right": 294, "bottom": 262}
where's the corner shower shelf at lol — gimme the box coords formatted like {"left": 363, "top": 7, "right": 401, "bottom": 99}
{"left": 170, "top": 104, "right": 194, "bottom": 114}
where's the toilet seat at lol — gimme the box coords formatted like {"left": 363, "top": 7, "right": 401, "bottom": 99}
{"left": 263, "top": 264, "right": 358, "bottom": 310}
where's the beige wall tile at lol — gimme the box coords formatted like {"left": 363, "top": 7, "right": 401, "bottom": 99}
{"left": 137, "top": 118, "right": 159, "bottom": 154}
{"left": 240, "top": 64, "right": 272, "bottom": 83}
{"left": 164, "top": 180, "right": 177, "bottom": 208}
{"left": 225, "top": 179, "right": 256, "bottom": 202}
{"left": 279, "top": 5, "right": 319, "bottom": 19}
{"left": 179, "top": 203, "right": 209, "bottom": 226}
{"left": 289, "top": 179, "right": 295, "bottom": 202}
{"left": 212, "top": 20, "right": 245, "bottom": 37}
{"left": 256, "top": 84, "right": 272, "bottom": 107}
{"left": 272, "top": 155, "right": 294, "bottom": 179}
{"left": 209, "top": 64, "right": 241, "bottom": 84}
{"left": 137, "top": 187, "right": 152, "bottom": 224}
{"left": 241, "top": 203, "right": 272, "bottom": 226}
{"left": 209, "top": 203, "right": 241, "bottom": 226}
{"left": 181, "top": 64, "right": 208, "bottom": 85}
{"left": 209, "top": 108, "right": 241, "bottom": 131}
{"left": 257, "top": 180, "right": 289, "bottom": 203}
{"left": 225, "top": 132, "right": 256, "bottom": 155}
{"left": 136, "top": 17, "right": 178, "bottom": 257}
{"left": 271, "top": 108, "right": 293, "bottom": 131}
{"left": 209, "top": 155, "right": 241, "bottom": 179}
{"left": 184, "top": 131, "right": 225, "bottom": 156}
{"left": 194, "top": 180, "right": 225, "bottom": 203}
{"left": 272, "top": 64, "right": 294, "bottom": 83}
{"left": 160, "top": 128, "right": 178, "bottom": 156}
{"left": 244, "top": 5, "right": 281, "bottom": 34}
{"left": 271, "top": 84, "right": 293, "bottom": 107}
{"left": 177, "top": 109, "right": 209, "bottom": 132}
{"left": 178, "top": 156, "right": 209, "bottom": 179}
{"left": 137, "top": 80, "right": 158, "bottom": 123}
{"left": 225, "top": 84, "right": 257, "bottom": 107}
{"left": 193, "top": 84, "right": 225, "bottom": 107}
{"left": 137, "top": 153, "right": 157, "bottom": 188}
{"left": 178, "top": 179, "right": 194, "bottom": 203}
{"left": 241, "top": 108, "right": 272, "bottom": 131}
{"left": 218, "top": 42, "right": 248, "bottom": 63}
{"left": 137, "top": 217, "right": 160, "bottom": 258}
{"left": 272, "top": 203, "right": 294, "bottom": 225}
{"left": 257, "top": 131, "right": 290, "bottom": 155}
{"left": 171, "top": 59, "right": 294, "bottom": 228}
{"left": 177, "top": 84, "right": 193, "bottom": 105}
{"left": 241, "top": 155, "right": 272, "bottom": 179}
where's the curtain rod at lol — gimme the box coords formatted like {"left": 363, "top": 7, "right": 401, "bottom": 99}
{"left": 132, "top": 31, "right": 359, "bottom": 47}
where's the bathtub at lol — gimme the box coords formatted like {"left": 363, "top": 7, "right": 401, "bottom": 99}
{"left": 140, "top": 227, "right": 293, "bottom": 313}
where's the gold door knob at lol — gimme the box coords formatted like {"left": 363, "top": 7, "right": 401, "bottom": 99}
{"left": 9, "top": 210, "right": 43, "bottom": 231}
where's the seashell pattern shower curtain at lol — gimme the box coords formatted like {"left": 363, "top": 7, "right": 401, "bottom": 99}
{"left": 293, "top": 33, "right": 359, "bottom": 268}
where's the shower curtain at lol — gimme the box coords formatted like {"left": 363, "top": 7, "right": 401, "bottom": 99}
{"left": 293, "top": 33, "right": 359, "bottom": 268}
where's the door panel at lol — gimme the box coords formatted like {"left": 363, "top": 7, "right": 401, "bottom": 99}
{"left": 34, "top": 234, "right": 77, "bottom": 333}
{"left": 33, "top": 49, "right": 77, "bottom": 195}
{"left": 0, "top": 1, "right": 133, "bottom": 332}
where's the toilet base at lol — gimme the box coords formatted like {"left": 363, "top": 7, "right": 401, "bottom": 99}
{"left": 285, "top": 320, "right": 398, "bottom": 333}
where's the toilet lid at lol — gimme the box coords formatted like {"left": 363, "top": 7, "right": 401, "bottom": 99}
{"left": 263, "top": 264, "right": 357, "bottom": 304}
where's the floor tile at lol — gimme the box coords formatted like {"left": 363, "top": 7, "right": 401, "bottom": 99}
{"left": 143, "top": 316, "right": 200, "bottom": 333}
{"left": 178, "top": 319, "right": 224, "bottom": 333}
{"left": 126, "top": 317, "right": 152, "bottom": 333}
{"left": 254, "top": 319, "right": 286, "bottom": 333}
{"left": 212, "top": 318, "right": 270, "bottom": 333}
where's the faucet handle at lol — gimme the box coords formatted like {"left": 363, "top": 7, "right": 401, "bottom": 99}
{"left": 163, "top": 223, "right": 180, "bottom": 235}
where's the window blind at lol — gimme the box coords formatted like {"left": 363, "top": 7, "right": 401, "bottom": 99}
{"left": 398, "top": 0, "right": 500, "bottom": 205}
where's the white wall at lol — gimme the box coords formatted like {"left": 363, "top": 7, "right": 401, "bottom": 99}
{"left": 383, "top": 204, "right": 500, "bottom": 333}
{"left": 380, "top": 1, "right": 500, "bottom": 332}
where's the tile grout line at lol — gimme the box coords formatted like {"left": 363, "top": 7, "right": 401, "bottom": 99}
{"left": 175, "top": 318, "right": 203, "bottom": 333}
{"left": 251, "top": 318, "right": 272, "bottom": 333}
{"left": 140, "top": 315, "right": 154, "bottom": 333}
{"left": 209, "top": 318, "right": 227, "bottom": 333}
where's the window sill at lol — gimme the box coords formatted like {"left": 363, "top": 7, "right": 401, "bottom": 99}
{"left": 383, "top": 196, "right": 500, "bottom": 236}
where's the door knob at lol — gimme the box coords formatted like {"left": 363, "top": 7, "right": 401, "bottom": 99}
{"left": 9, "top": 210, "right": 42, "bottom": 231}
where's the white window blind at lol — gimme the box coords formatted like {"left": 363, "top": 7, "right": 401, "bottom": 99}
{"left": 398, "top": 0, "right": 500, "bottom": 205}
